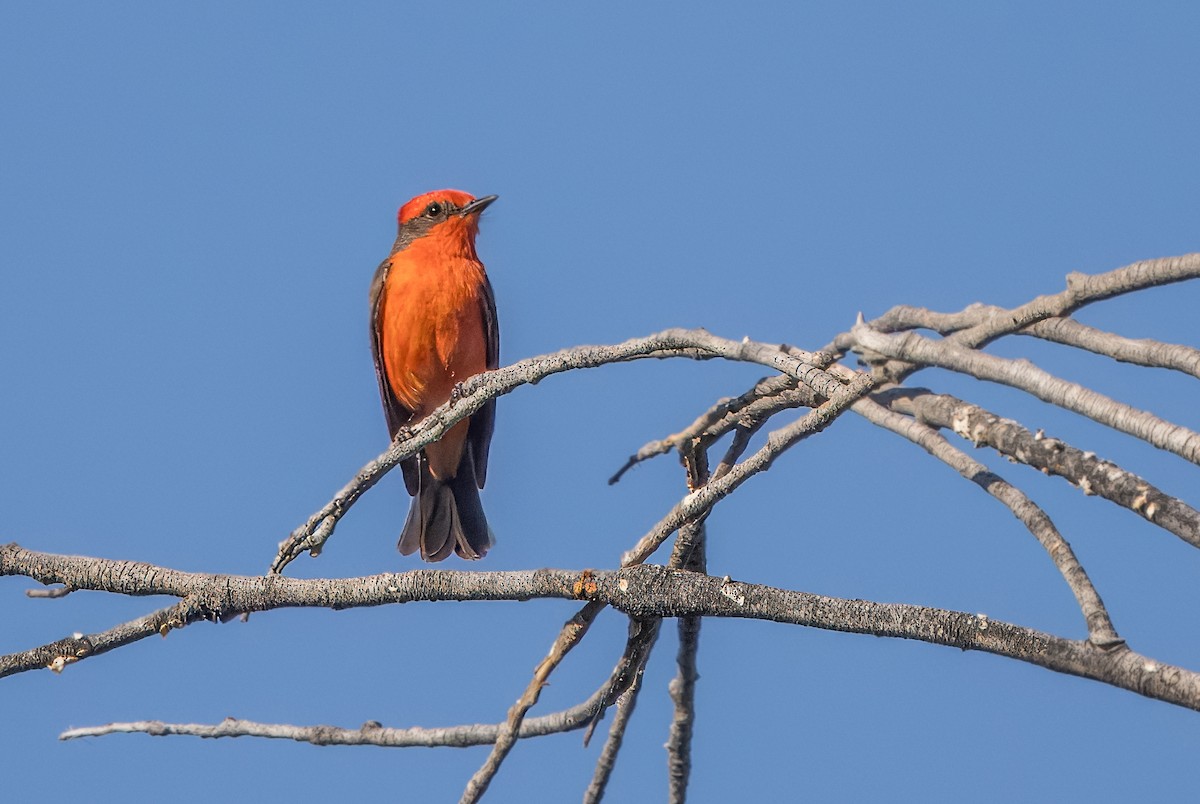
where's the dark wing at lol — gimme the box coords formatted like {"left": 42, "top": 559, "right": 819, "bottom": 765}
{"left": 466, "top": 273, "right": 499, "bottom": 488}
{"left": 369, "top": 256, "right": 421, "bottom": 495}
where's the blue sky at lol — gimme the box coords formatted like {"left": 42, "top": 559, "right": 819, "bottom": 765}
{"left": 3, "top": 3, "right": 1199, "bottom": 801}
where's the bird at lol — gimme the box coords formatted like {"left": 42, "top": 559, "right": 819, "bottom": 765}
{"left": 368, "top": 190, "right": 499, "bottom": 561}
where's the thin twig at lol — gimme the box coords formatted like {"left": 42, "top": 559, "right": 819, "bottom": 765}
{"left": 584, "top": 616, "right": 662, "bottom": 747}
{"left": 851, "top": 398, "right": 1122, "bottom": 646}
{"left": 62, "top": 684, "right": 609, "bottom": 747}
{"left": 58, "top": 615, "right": 662, "bottom": 750}
{"left": 583, "top": 625, "right": 658, "bottom": 803}
{"left": 609, "top": 374, "right": 809, "bottom": 485}
{"left": 460, "top": 601, "right": 605, "bottom": 804}
{"left": 621, "top": 374, "right": 874, "bottom": 567}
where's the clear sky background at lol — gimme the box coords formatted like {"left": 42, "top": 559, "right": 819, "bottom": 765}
{"left": 3, "top": 4, "right": 1199, "bottom": 802}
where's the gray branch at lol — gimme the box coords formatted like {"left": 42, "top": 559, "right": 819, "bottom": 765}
{"left": 61, "top": 690, "right": 606, "bottom": 748}
{"left": 4, "top": 547, "right": 1197, "bottom": 712}
{"left": 851, "top": 324, "right": 1200, "bottom": 466}
{"left": 275, "top": 329, "right": 850, "bottom": 574}
{"left": 878, "top": 388, "right": 1200, "bottom": 549}
{"left": 850, "top": 399, "right": 1121, "bottom": 646}
{"left": 834, "top": 252, "right": 1200, "bottom": 383}
{"left": 620, "top": 373, "right": 873, "bottom": 567}
{"left": 1018, "top": 317, "right": 1200, "bottom": 379}
{"left": 853, "top": 252, "right": 1200, "bottom": 347}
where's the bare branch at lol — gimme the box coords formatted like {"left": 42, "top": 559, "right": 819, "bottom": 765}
{"left": 620, "top": 373, "right": 874, "bottom": 566}
{"left": 61, "top": 684, "right": 608, "bottom": 747}
{"left": 879, "top": 389, "right": 1200, "bottom": 549}
{"left": 860, "top": 301, "right": 1200, "bottom": 389}
{"left": 667, "top": 612, "right": 701, "bottom": 804}
{"left": 850, "top": 400, "right": 1122, "bottom": 647}
{"left": 461, "top": 601, "right": 605, "bottom": 803}
{"left": 849, "top": 303, "right": 991, "bottom": 337}
{"left": 858, "top": 253, "right": 1200, "bottom": 346}
{"left": 1, "top": 597, "right": 197, "bottom": 678}
{"left": 950, "top": 252, "right": 1200, "bottom": 351}
{"left": 583, "top": 624, "right": 657, "bottom": 803}
{"left": 609, "top": 374, "right": 815, "bottom": 485}
{"left": 667, "top": 525, "right": 706, "bottom": 804}
{"left": 584, "top": 615, "right": 662, "bottom": 746}
{"left": 275, "top": 329, "right": 851, "bottom": 574}
{"left": 851, "top": 324, "right": 1200, "bottom": 466}
{"left": 834, "top": 253, "right": 1200, "bottom": 382}
{"left": 58, "top": 619, "right": 669, "bottom": 751}
{"left": 1, "top": 543, "right": 606, "bottom": 677}
{"left": 1018, "top": 317, "right": 1200, "bottom": 379}
{"left": 7, "top": 546, "right": 1200, "bottom": 710}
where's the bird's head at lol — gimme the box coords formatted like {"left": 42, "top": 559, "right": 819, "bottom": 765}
{"left": 394, "top": 189, "right": 497, "bottom": 253}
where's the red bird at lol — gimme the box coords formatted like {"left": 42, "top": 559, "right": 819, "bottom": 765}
{"left": 368, "top": 190, "right": 499, "bottom": 561}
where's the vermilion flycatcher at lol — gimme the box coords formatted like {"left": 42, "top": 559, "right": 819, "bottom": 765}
{"left": 368, "top": 190, "right": 499, "bottom": 561}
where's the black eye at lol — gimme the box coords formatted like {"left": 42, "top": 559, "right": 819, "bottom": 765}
{"left": 425, "top": 202, "right": 443, "bottom": 217}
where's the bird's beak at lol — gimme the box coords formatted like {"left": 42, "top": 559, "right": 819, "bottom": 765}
{"left": 461, "top": 194, "right": 498, "bottom": 217}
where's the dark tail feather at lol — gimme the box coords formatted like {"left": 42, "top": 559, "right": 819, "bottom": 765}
{"left": 398, "top": 452, "right": 493, "bottom": 562}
